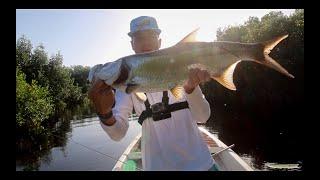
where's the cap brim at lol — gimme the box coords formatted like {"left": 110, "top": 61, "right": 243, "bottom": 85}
{"left": 128, "top": 29, "right": 161, "bottom": 37}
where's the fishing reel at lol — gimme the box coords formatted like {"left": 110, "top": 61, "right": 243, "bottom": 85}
{"left": 151, "top": 102, "right": 171, "bottom": 121}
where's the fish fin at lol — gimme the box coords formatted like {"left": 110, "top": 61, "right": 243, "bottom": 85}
{"left": 135, "top": 92, "right": 147, "bottom": 102}
{"left": 262, "top": 34, "right": 289, "bottom": 55}
{"left": 170, "top": 86, "right": 184, "bottom": 100}
{"left": 260, "top": 54, "right": 295, "bottom": 78}
{"left": 125, "top": 83, "right": 139, "bottom": 94}
{"left": 259, "top": 34, "right": 294, "bottom": 78}
{"left": 176, "top": 28, "right": 200, "bottom": 45}
{"left": 126, "top": 83, "right": 146, "bottom": 102}
{"left": 211, "top": 61, "right": 241, "bottom": 91}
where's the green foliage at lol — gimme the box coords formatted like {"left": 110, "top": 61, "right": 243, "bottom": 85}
{"left": 46, "top": 53, "right": 83, "bottom": 112}
{"left": 16, "top": 35, "right": 92, "bottom": 151}
{"left": 29, "top": 44, "right": 49, "bottom": 86}
{"left": 16, "top": 35, "right": 32, "bottom": 79}
{"left": 69, "top": 65, "right": 91, "bottom": 93}
{"left": 16, "top": 68, "right": 54, "bottom": 137}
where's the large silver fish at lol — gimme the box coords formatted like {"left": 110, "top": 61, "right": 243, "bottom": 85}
{"left": 88, "top": 28, "right": 294, "bottom": 101}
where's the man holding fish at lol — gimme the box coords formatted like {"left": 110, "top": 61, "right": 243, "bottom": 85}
{"left": 89, "top": 16, "right": 217, "bottom": 171}
{"left": 88, "top": 16, "right": 293, "bottom": 171}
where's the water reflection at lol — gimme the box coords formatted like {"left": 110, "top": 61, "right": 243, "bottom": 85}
{"left": 203, "top": 101, "right": 303, "bottom": 171}
{"left": 16, "top": 98, "right": 303, "bottom": 171}
{"left": 16, "top": 103, "right": 141, "bottom": 171}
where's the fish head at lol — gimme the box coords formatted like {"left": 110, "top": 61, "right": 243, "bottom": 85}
{"left": 91, "top": 60, "right": 123, "bottom": 86}
{"left": 88, "top": 64, "right": 104, "bottom": 83}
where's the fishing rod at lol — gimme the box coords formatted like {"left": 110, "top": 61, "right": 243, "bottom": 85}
{"left": 211, "top": 144, "right": 235, "bottom": 157}
{"left": 51, "top": 133, "right": 144, "bottom": 171}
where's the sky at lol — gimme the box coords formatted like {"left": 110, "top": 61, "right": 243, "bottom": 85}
{"left": 16, "top": 9, "right": 296, "bottom": 67}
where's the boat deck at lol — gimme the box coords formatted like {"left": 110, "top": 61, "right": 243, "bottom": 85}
{"left": 115, "top": 130, "right": 221, "bottom": 171}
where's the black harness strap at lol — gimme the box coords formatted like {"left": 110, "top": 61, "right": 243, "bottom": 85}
{"left": 162, "top": 91, "right": 169, "bottom": 106}
{"left": 138, "top": 94, "right": 152, "bottom": 125}
{"left": 138, "top": 91, "right": 189, "bottom": 125}
{"left": 167, "top": 101, "right": 189, "bottom": 112}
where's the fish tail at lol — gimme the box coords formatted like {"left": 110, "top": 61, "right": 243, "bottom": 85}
{"left": 258, "top": 34, "right": 294, "bottom": 78}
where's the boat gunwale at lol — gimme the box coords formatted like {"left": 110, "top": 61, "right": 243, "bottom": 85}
{"left": 113, "top": 127, "right": 253, "bottom": 171}
{"left": 112, "top": 132, "right": 142, "bottom": 171}
{"left": 198, "top": 126, "right": 253, "bottom": 171}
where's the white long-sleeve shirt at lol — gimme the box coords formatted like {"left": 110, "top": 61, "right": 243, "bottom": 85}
{"left": 100, "top": 86, "right": 214, "bottom": 171}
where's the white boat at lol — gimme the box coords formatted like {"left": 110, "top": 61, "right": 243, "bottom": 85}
{"left": 113, "top": 126, "right": 254, "bottom": 171}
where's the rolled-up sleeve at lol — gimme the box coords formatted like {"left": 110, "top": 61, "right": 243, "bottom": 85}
{"left": 185, "top": 85, "right": 211, "bottom": 123}
{"left": 100, "top": 90, "right": 133, "bottom": 141}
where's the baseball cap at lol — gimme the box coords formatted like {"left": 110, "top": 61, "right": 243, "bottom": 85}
{"left": 128, "top": 16, "right": 161, "bottom": 37}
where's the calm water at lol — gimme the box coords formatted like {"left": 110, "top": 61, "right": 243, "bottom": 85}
{"left": 16, "top": 107, "right": 303, "bottom": 171}
{"left": 16, "top": 116, "right": 141, "bottom": 171}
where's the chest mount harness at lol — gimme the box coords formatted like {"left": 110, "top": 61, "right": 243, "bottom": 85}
{"left": 138, "top": 91, "right": 189, "bottom": 125}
